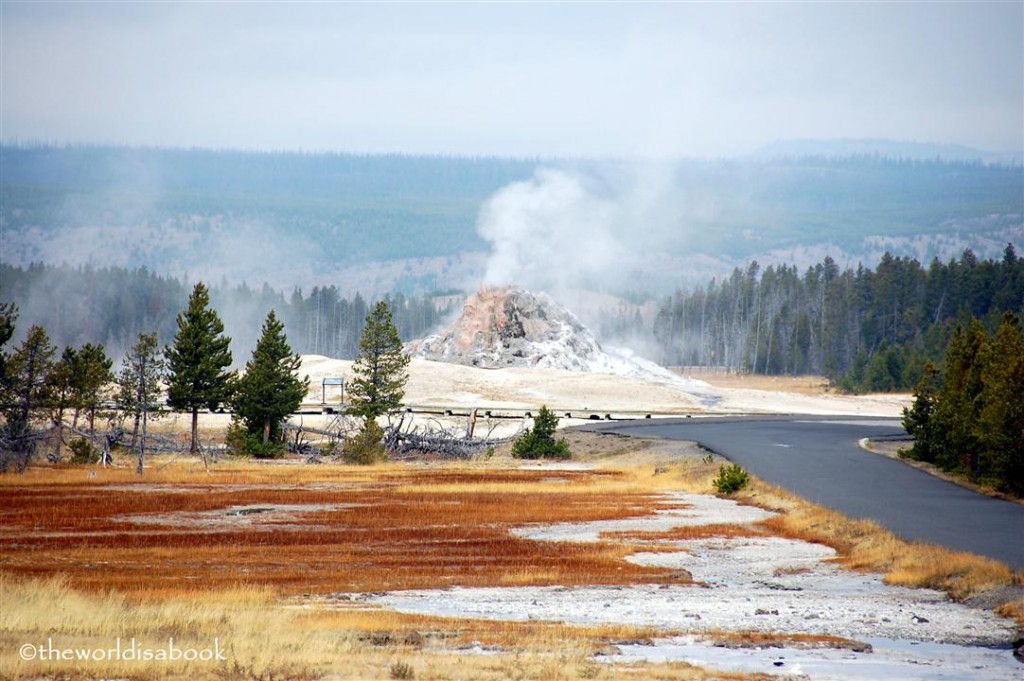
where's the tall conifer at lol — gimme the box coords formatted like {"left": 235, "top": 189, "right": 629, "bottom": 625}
{"left": 2, "top": 325, "right": 55, "bottom": 471}
{"left": 902, "top": 361, "right": 940, "bottom": 463}
{"left": 165, "top": 283, "right": 233, "bottom": 460}
{"left": 71, "top": 343, "right": 114, "bottom": 434}
{"left": 976, "top": 313, "right": 1024, "bottom": 494}
{"left": 231, "top": 310, "right": 308, "bottom": 446}
{"left": 348, "top": 301, "right": 409, "bottom": 420}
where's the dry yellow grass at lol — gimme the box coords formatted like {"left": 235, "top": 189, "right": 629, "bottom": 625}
{"left": 678, "top": 370, "right": 832, "bottom": 395}
{"left": 605, "top": 523, "right": 765, "bottom": 543}
{"left": 571, "top": 436, "right": 1020, "bottom": 605}
{"left": 737, "top": 480, "right": 1018, "bottom": 602}
{"left": 0, "top": 575, "right": 730, "bottom": 681}
{"left": 513, "top": 435, "right": 1021, "bottom": 605}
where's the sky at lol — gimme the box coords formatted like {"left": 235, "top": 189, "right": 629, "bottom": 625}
{"left": 1, "top": 1, "right": 1022, "bottom": 158}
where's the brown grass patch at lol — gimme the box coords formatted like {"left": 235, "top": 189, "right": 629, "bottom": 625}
{"left": 703, "top": 630, "right": 871, "bottom": 652}
{"left": 604, "top": 523, "right": 765, "bottom": 542}
{"left": 995, "top": 598, "right": 1024, "bottom": 626}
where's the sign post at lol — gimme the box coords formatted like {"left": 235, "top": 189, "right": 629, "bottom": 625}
{"left": 322, "top": 377, "right": 344, "bottom": 405}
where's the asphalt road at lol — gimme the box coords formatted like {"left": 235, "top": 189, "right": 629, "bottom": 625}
{"left": 594, "top": 416, "right": 1024, "bottom": 570}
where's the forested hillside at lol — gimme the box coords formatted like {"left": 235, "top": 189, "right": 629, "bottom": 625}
{"left": 3, "top": 145, "right": 1021, "bottom": 294}
{"left": 652, "top": 246, "right": 1024, "bottom": 391}
{"left": 0, "top": 146, "right": 535, "bottom": 284}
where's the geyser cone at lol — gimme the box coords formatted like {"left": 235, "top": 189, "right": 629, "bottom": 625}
{"left": 411, "top": 285, "right": 605, "bottom": 370}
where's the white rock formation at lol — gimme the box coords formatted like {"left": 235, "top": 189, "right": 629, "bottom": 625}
{"left": 411, "top": 286, "right": 606, "bottom": 370}
{"left": 411, "top": 285, "right": 692, "bottom": 384}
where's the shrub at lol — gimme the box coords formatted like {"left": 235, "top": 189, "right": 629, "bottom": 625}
{"left": 511, "top": 405, "right": 571, "bottom": 460}
{"left": 390, "top": 661, "right": 415, "bottom": 680}
{"left": 344, "top": 418, "right": 387, "bottom": 465}
{"left": 225, "top": 417, "right": 285, "bottom": 459}
{"left": 713, "top": 463, "right": 750, "bottom": 494}
{"left": 68, "top": 438, "right": 99, "bottom": 464}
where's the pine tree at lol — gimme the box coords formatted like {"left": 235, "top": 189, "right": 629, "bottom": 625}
{"left": 165, "top": 283, "right": 233, "bottom": 460}
{"left": 343, "top": 418, "right": 386, "bottom": 465}
{"left": 0, "top": 303, "right": 19, "bottom": 467}
{"left": 975, "top": 313, "right": 1024, "bottom": 494}
{"left": 511, "top": 405, "right": 571, "bottom": 460}
{"left": 231, "top": 310, "right": 309, "bottom": 450}
{"left": 70, "top": 343, "right": 114, "bottom": 434}
{"left": 348, "top": 301, "right": 409, "bottom": 421}
{"left": 902, "top": 361, "right": 940, "bottom": 463}
{"left": 116, "top": 332, "right": 166, "bottom": 474}
{"left": 49, "top": 347, "right": 78, "bottom": 462}
{"left": 2, "top": 325, "right": 56, "bottom": 471}
{"left": 0, "top": 301, "right": 16, "bottom": 394}
{"left": 933, "top": 321, "right": 988, "bottom": 477}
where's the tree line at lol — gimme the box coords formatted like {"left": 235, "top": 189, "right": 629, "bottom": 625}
{"left": 902, "top": 313, "right": 1023, "bottom": 496}
{"left": 0, "top": 262, "right": 451, "bottom": 362}
{"left": 652, "top": 245, "right": 1023, "bottom": 391}
{"left": 0, "top": 282, "right": 413, "bottom": 472}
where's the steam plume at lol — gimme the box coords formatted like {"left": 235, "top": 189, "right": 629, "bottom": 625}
{"left": 477, "top": 168, "right": 625, "bottom": 293}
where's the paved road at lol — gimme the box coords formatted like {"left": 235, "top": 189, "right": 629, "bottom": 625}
{"left": 593, "top": 416, "right": 1024, "bottom": 570}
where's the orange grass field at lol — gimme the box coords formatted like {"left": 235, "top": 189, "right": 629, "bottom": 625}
{"left": 0, "top": 450, "right": 758, "bottom": 681}
{"left": 1, "top": 438, "right": 1019, "bottom": 681}
{"left": 0, "top": 463, "right": 686, "bottom": 597}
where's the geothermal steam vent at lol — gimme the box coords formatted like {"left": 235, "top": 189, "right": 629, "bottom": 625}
{"left": 413, "top": 286, "right": 607, "bottom": 371}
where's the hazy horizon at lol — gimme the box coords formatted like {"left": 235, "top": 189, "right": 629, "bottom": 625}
{"left": 1, "top": 137, "right": 1020, "bottom": 162}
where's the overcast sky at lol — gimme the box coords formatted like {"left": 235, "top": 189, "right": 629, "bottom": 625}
{"left": 2, "top": 2, "right": 1021, "bottom": 158}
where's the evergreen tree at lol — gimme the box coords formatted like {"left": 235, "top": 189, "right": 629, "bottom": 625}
{"left": 511, "top": 405, "right": 571, "bottom": 460}
{"left": 902, "top": 361, "right": 940, "bottom": 463}
{"left": 0, "top": 302, "right": 18, "bottom": 440}
{"left": 116, "top": 332, "right": 166, "bottom": 474}
{"left": 0, "top": 301, "right": 16, "bottom": 392}
{"left": 645, "top": 246, "right": 1022, "bottom": 391}
{"left": 933, "top": 321, "right": 987, "bottom": 477}
{"left": 903, "top": 314, "right": 1024, "bottom": 495}
{"left": 862, "top": 342, "right": 904, "bottom": 392}
{"left": 975, "top": 313, "right": 1024, "bottom": 494}
{"left": 348, "top": 301, "right": 409, "bottom": 421}
{"left": 165, "top": 283, "right": 233, "bottom": 459}
{"left": 48, "top": 346, "right": 78, "bottom": 461}
{"left": 343, "top": 418, "right": 386, "bottom": 465}
{"left": 231, "top": 310, "right": 309, "bottom": 449}
{"left": 70, "top": 343, "right": 114, "bottom": 434}
{"left": 2, "top": 325, "right": 56, "bottom": 471}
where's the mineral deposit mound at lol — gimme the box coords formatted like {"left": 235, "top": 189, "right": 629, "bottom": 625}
{"left": 412, "top": 286, "right": 674, "bottom": 382}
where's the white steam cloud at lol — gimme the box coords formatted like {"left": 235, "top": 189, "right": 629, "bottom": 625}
{"left": 476, "top": 163, "right": 701, "bottom": 296}
{"left": 478, "top": 168, "right": 626, "bottom": 292}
